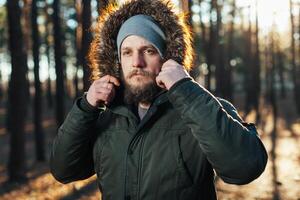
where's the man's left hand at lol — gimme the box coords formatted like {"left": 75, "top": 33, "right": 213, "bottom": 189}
{"left": 156, "top": 59, "right": 190, "bottom": 90}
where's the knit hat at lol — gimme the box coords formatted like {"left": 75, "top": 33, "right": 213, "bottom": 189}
{"left": 117, "top": 14, "right": 166, "bottom": 60}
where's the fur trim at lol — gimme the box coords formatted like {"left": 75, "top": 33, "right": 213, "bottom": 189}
{"left": 88, "top": 0, "right": 194, "bottom": 81}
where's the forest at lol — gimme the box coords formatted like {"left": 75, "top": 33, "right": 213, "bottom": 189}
{"left": 0, "top": 0, "right": 300, "bottom": 199}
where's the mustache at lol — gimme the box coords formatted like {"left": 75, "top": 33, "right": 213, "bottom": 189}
{"left": 127, "top": 69, "right": 156, "bottom": 79}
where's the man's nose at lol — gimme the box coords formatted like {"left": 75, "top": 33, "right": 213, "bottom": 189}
{"left": 132, "top": 52, "right": 145, "bottom": 68}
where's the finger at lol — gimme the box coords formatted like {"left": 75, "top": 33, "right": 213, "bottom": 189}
{"left": 98, "top": 82, "right": 114, "bottom": 90}
{"left": 107, "top": 83, "right": 114, "bottom": 89}
{"left": 94, "top": 82, "right": 114, "bottom": 93}
{"left": 95, "top": 87, "right": 112, "bottom": 95}
{"left": 108, "top": 76, "right": 120, "bottom": 86}
{"left": 161, "top": 63, "right": 177, "bottom": 72}
{"left": 93, "top": 78, "right": 108, "bottom": 87}
{"left": 106, "top": 88, "right": 116, "bottom": 103}
{"left": 157, "top": 81, "right": 166, "bottom": 89}
{"left": 155, "top": 76, "right": 166, "bottom": 89}
{"left": 156, "top": 70, "right": 169, "bottom": 76}
{"left": 96, "top": 92, "right": 110, "bottom": 102}
{"left": 101, "top": 88, "right": 116, "bottom": 105}
{"left": 99, "top": 75, "right": 110, "bottom": 82}
{"left": 97, "top": 75, "right": 120, "bottom": 86}
{"left": 96, "top": 85, "right": 115, "bottom": 98}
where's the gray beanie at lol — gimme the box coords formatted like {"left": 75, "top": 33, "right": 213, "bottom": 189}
{"left": 117, "top": 14, "right": 166, "bottom": 60}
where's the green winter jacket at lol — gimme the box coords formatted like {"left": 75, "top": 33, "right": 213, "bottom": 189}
{"left": 50, "top": 78, "right": 268, "bottom": 200}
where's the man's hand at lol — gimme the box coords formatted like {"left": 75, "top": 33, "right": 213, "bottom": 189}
{"left": 156, "top": 59, "right": 190, "bottom": 90}
{"left": 86, "top": 75, "right": 120, "bottom": 107}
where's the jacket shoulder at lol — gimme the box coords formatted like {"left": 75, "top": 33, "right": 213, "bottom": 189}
{"left": 217, "top": 98, "right": 243, "bottom": 123}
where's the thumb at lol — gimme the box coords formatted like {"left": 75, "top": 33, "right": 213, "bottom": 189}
{"left": 156, "top": 74, "right": 166, "bottom": 89}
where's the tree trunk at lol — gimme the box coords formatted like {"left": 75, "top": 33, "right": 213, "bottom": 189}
{"left": 264, "top": 35, "right": 271, "bottom": 103}
{"left": 44, "top": 3, "right": 53, "bottom": 108}
{"left": 225, "top": 0, "right": 235, "bottom": 102}
{"left": 198, "top": 0, "right": 207, "bottom": 58}
{"left": 296, "top": 6, "right": 300, "bottom": 114}
{"left": 180, "top": 0, "right": 192, "bottom": 25}
{"left": 215, "top": 0, "right": 226, "bottom": 98}
{"left": 82, "top": 0, "right": 92, "bottom": 92}
{"left": 75, "top": 0, "right": 82, "bottom": 98}
{"left": 206, "top": 0, "right": 217, "bottom": 91}
{"left": 53, "top": 0, "right": 66, "bottom": 127}
{"left": 31, "top": 0, "right": 45, "bottom": 161}
{"left": 0, "top": 70, "right": 3, "bottom": 103}
{"left": 244, "top": 5, "right": 253, "bottom": 113}
{"left": 289, "top": 0, "right": 300, "bottom": 114}
{"left": 0, "top": 23, "right": 3, "bottom": 102}
{"left": 270, "top": 28, "right": 277, "bottom": 125}
{"left": 6, "top": 0, "right": 29, "bottom": 181}
{"left": 277, "top": 51, "right": 286, "bottom": 98}
{"left": 253, "top": 0, "right": 261, "bottom": 121}
{"left": 22, "top": 0, "right": 31, "bottom": 54}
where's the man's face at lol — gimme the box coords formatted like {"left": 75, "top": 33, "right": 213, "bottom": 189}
{"left": 120, "top": 35, "right": 163, "bottom": 89}
{"left": 120, "top": 35, "right": 163, "bottom": 104}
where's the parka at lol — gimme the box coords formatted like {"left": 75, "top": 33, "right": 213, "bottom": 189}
{"left": 50, "top": 0, "right": 268, "bottom": 200}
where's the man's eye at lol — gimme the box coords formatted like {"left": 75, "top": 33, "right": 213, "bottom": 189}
{"left": 144, "top": 48, "right": 156, "bottom": 55}
{"left": 122, "top": 51, "right": 131, "bottom": 56}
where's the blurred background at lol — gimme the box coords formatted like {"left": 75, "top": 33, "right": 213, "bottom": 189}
{"left": 0, "top": 0, "right": 300, "bottom": 199}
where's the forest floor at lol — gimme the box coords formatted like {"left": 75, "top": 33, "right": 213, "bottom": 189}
{"left": 0, "top": 92, "right": 300, "bottom": 200}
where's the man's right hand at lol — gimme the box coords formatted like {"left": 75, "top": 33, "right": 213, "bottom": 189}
{"left": 86, "top": 75, "right": 120, "bottom": 107}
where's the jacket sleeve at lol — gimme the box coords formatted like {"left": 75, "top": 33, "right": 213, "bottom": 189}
{"left": 50, "top": 96, "right": 104, "bottom": 184}
{"left": 167, "top": 78, "right": 268, "bottom": 185}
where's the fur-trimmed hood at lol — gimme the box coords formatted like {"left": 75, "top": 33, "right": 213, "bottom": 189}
{"left": 88, "top": 0, "right": 194, "bottom": 81}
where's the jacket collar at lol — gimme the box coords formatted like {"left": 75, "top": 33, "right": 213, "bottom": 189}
{"left": 108, "top": 89, "right": 169, "bottom": 120}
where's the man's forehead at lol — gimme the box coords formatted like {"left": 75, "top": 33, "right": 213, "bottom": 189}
{"left": 121, "top": 35, "right": 154, "bottom": 49}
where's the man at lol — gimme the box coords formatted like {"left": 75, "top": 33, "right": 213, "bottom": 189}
{"left": 50, "top": 0, "right": 268, "bottom": 199}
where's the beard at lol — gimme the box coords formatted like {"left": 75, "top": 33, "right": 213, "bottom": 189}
{"left": 122, "top": 69, "right": 161, "bottom": 105}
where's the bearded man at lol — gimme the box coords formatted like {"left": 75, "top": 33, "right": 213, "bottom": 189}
{"left": 50, "top": 1, "right": 268, "bottom": 199}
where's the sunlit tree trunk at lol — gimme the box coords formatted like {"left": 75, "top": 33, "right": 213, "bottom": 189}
{"left": 22, "top": 0, "right": 31, "bottom": 54}
{"left": 53, "top": 0, "right": 66, "bottom": 127}
{"left": 270, "top": 26, "right": 277, "bottom": 123}
{"left": 181, "top": 0, "right": 192, "bottom": 25}
{"left": 296, "top": 6, "right": 300, "bottom": 113}
{"left": 82, "top": 0, "right": 92, "bottom": 92}
{"left": 264, "top": 35, "right": 270, "bottom": 103}
{"left": 75, "top": 0, "right": 82, "bottom": 98}
{"left": 6, "top": 0, "right": 29, "bottom": 181}
{"left": 31, "top": 0, "right": 45, "bottom": 161}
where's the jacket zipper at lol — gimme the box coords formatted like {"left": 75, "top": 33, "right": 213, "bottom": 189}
{"left": 123, "top": 106, "right": 157, "bottom": 200}
{"left": 124, "top": 130, "right": 144, "bottom": 199}
{"left": 137, "top": 132, "right": 147, "bottom": 200}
